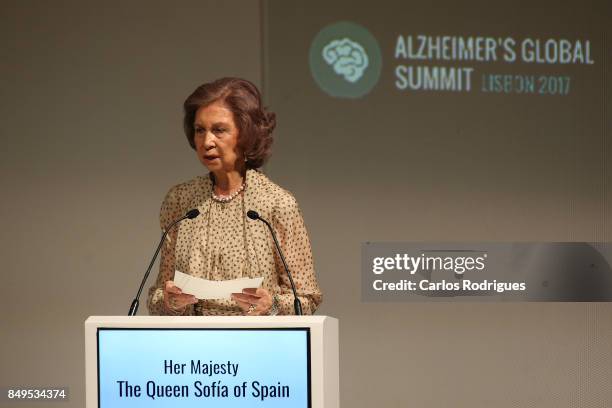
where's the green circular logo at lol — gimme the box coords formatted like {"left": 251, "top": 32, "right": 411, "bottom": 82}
{"left": 309, "top": 21, "right": 382, "bottom": 98}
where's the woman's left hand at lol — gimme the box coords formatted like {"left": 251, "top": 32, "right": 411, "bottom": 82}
{"left": 231, "top": 288, "right": 272, "bottom": 315}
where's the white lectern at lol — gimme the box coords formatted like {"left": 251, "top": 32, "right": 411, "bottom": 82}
{"left": 85, "top": 316, "right": 339, "bottom": 408}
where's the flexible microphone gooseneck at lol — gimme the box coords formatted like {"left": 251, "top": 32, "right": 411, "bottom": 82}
{"left": 127, "top": 209, "right": 200, "bottom": 316}
{"left": 246, "top": 210, "right": 303, "bottom": 315}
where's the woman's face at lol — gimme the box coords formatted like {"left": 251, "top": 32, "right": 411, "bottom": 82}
{"left": 193, "top": 100, "right": 242, "bottom": 174}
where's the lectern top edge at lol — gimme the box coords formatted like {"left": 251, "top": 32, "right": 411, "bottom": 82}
{"left": 85, "top": 315, "right": 335, "bottom": 326}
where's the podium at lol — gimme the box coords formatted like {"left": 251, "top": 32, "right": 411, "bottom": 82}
{"left": 85, "top": 316, "right": 339, "bottom": 407}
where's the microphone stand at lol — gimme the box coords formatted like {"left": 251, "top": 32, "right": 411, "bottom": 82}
{"left": 127, "top": 209, "right": 200, "bottom": 316}
{"left": 247, "top": 210, "right": 303, "bottom": 315}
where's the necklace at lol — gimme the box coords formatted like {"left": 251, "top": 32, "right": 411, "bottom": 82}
{"left": 211, "top": 181, "right": 246, "bottom": 203}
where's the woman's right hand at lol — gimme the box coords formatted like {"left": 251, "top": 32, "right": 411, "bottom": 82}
{"left": 163, "top": 280, "right": 198, "bottom": 312}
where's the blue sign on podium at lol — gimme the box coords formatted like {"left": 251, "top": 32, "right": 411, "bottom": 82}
{"left": 85, "top": 316, "right": 339, "bottom": 408}
{"left": 98, "top": 328, "right": 310, "bottom": 407}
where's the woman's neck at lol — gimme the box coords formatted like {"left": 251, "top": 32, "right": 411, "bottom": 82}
{"left": 212, "top": 169, "right": 246, "bottom": 195}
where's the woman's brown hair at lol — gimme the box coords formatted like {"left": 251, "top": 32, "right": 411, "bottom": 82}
{"left": 183, "top": 78, "right": 275, "bottom": 169}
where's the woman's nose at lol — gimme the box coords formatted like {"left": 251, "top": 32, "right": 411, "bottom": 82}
{"left": 203, "top": 131, "right": 215, "bottom": 149}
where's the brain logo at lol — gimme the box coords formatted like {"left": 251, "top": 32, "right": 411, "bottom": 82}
{"left": 322, "top": 38, "right": 369, "bottom": 83}
{"left": 309, "top": 21, "right": 382, "bottom": 98}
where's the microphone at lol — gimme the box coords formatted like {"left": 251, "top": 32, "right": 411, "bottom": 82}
{"left": 185, "top": 209, "right": 200, "bottom": 219}
{"left": 247, "top": 210, "right": 303, "bottom": 315}
{"left": 128, "top": 209, "right": 200, "bottom": 316}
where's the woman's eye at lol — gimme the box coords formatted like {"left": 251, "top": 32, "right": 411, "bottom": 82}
{"left": 195, "top": 127, "right": 204, "bottom": 134}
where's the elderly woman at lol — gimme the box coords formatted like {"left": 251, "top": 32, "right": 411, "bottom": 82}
{"left": 147, "top": 78, "right": 322, "bottom": 316}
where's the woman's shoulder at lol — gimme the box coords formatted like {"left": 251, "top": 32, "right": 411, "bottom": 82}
{"left": 164, "top": 176, "right": 211, "bottom": 201}
{"left": 160, "top": 176, "right": 212, "bottom": 219}
{"left": 165, "top": 175, "right": 210, "bottom": 197}
{"left": 249, "top": 170, "right": 297, "bottom": 206}
{"left": 247, "top": 170, "right": 301, "bottom": 221}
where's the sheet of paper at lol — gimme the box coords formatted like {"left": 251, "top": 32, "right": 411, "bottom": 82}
{"left": 173, "top": 270, "right": 264, "bottom": 300}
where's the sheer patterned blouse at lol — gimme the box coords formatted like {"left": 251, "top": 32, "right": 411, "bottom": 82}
{"left": 147, "top": 169, "right": 322, "bottom": 315}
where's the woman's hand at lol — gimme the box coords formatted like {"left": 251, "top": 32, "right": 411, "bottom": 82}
{"left": 163, "top": 280, "right": 198, "bottom": 312}
{"left": 231, "top": 288, "right": 272, "bottom": 316}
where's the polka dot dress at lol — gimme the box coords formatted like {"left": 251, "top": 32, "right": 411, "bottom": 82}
{"left": 147, "top": 169, "right": 322, "bottom": 315}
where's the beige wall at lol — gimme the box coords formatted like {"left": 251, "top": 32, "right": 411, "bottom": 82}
{"left": 265, "top": 1, "right": 612, "bottom": 407}
{"left": 1, "top": 1, "right": 611, "bottom": 407}
{"left": 1, "top": 1, "right": 261, "bottom": 406}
